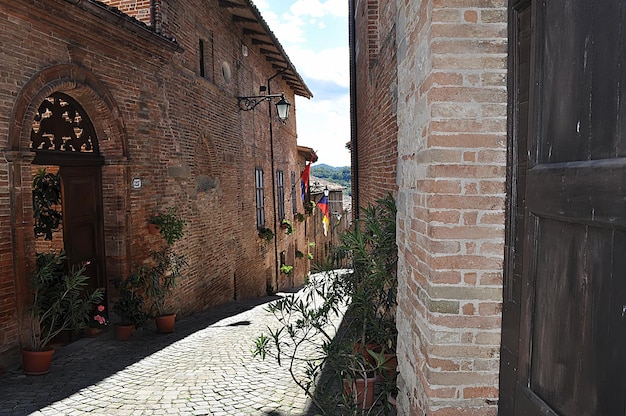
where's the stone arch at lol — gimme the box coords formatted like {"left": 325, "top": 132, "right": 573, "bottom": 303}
{"left": 8, "top": 64, "right": 127, "bottom": 158}
{"left": 6, "top": 65, "right": 131, "bottom": 344}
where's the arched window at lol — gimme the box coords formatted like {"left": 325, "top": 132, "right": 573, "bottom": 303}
{"left": 30, "top": 92, "right": 103, "bottom": 165}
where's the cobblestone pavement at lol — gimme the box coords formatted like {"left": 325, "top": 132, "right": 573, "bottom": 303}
{"left": 0, "top": 283, "right": 337, "bottom": 416}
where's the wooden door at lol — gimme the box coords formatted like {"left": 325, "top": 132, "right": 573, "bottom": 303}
{"left": 59, "top": 166, "right": 106, "bottom": 294}
{"left": 501, "top": 1, "right": 626, "bottom": 414}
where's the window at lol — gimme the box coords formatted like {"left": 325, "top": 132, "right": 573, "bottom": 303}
{"left": 199, "top": 39, "right": 205, "bottom": 78}
{"left": 277, "top": 169, "right": 285, "bottom": 221}
{"left": 255, "top": 167, "right": 265, "bottom": 228}
{"left": 199, "top": 33, "right": 214, "bottom": 82}
{"left": 291, "top": 171, "right": 297, "bottom": 215}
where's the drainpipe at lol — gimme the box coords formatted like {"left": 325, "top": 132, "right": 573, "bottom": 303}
{"left": 349, "top": 0, "right": 359, "bottom": 218}
{"left": 267, "top": 68, "right": 288, "bottom": 291}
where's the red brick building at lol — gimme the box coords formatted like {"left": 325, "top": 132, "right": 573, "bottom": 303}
{"left": 351, "top": 0, "right": 506, "bottom": 414}
{"left": 350, "top": 0, "right": 399, "bottom": 212}
{"left": 0, "top": 0, "right": 312, "bottom": 370}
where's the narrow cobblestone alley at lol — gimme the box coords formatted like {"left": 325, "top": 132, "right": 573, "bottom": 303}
{"left": 0, "top": 281, "right": 336, "bottom": 416}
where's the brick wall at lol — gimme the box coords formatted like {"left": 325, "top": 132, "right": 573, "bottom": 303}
{"left": 352, "top": 0, "right": 399, "bottom": 211}
{"left": 0, "top": 0, "right": 306, "bottom": 369}
{"left": 393, "top": 0, "right": 507, "bottom": 414}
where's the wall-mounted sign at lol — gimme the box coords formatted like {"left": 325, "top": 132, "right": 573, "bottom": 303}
{"left": 132, "top": 178, "right": 142, "bottom": 189}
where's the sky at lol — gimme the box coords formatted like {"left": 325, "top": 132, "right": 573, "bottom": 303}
{"left": 253, "top": 0, "right": 351, "bottom": 168}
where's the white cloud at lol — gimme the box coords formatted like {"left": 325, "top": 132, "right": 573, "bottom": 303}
{"left": 287, "top": 46, "right": 348, "bottom": 88}
{"left": 290, "top": 0, "right": 348, "bottom": 18}
{"left": 296, "top": 94, "right": 351, "bottom": 167}
{"left": 255, "top": 0, "right": 351, "bottom": 167}
{"left": 252, "top": 0, "right": 269, "bottom": 9}
{"left": 261, "top": 10, "right": 307, "bottom": 47}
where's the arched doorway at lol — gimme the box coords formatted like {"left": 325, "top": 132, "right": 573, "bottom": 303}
{"left": 30, "top": 92, "right": 106, "bottom": 296}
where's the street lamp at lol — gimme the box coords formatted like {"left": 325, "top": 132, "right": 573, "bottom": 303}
{"left": 237, "top": 93, "right": 291, "bottom": 122}
{"left": 237, "top": 86, "right": 291, "bottom": 291}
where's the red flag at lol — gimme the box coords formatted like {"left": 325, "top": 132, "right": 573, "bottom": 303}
{"left": 300, "top": 162, "right": 310, "bottom": 202}
{"left": 317, "top": 194, "right": 329, "bottom": 236}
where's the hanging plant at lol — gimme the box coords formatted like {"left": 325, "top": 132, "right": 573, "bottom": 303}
{"left": 32, "top": 169, "right": 62, "bottom": 240}
{"left": 295, "top": 212, "right": 306, "bottom": 223}
{"left": 149, "top": 207, "right": 185, "bottom": 245}
{"left": 280, "top": 219, "right": 294, "bottom": 234}
{"left": 258, "top": 227, "right": 274, "bottom": 242}
{"left": 295, "top": 250, "right": 305, "bottom": 259}
{"left": 280, "top": 264, "right": 293, "bottom": 275}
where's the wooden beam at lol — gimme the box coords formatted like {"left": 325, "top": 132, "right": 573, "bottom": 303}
{"left": 244, "top": 28, "right": 266, "bottom": 37}
{"left": 260, "top": 48, "right": 280, "bottom": 56}
{"left": 252, "top": 38, "right": 273, "bottom": 46}
{"left": 265, "top": 55, "right": 284, "bottom": 63}
{"left": 218, "top": 0, "right": 246, "bottom": 8}
{"left": 232, "top": 15, "right": 257, "bottom": 24}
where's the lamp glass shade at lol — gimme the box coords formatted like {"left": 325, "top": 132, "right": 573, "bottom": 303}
{"left": 275, "top": 97, "right": 291, "bottom": 121}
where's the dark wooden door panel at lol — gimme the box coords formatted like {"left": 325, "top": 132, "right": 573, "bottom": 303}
{"left": 530, "top": 220, "right": 626, "bottom": 414}
{"left": 527, "top": 159, "right": 626, "bottom": 228}
{"left": 60, "top": 166, "right": 106, "bottom": 293}
{"left": 540, "top": 0, "right": 626, "bottom": 163}
{"left": 505, "top": 0, "right": 626, "bottom": 414}
{"left": 514, "top": 384, "right": 560, "bottom": 416}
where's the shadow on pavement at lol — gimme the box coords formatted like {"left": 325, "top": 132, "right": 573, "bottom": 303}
{"left": 0, "top": 294, "right": 282, "bottom": 414}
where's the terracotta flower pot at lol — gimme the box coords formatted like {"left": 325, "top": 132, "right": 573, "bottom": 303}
{"left": 22, "top": 347, "right": 55, "bottom": 375}
{"left": 380, "top": 353, "right": 398, "bottom": 381}
{"left": 114, "top": 323, "right": 135, "bottom": 340}
{"left": 84, "top": 327, "right": 103, "bottom": 338}
{"left": 155, "top": 313, "right": 176, "bottom": 333}
{"left": 353, "top": 342, "right": 382, "bottom": 367}
{"left": 343, "top": 375, "right": 377, "bottom": 409}
{"left": 148, "top": 223, "right": 160, "bottom": 235}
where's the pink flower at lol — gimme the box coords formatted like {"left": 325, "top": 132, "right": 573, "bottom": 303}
{"left": 97, "top": 305, "right": 105, "bottom": 312}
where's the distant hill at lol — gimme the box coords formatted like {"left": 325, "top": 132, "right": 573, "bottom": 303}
{"left": 311, "top": 164, "right": 351, "bottom": 195}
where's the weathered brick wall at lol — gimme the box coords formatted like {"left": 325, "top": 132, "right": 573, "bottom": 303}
{"left": 394, "top": 0, "right": 507, "bottom": 414}
{"left": 353, "top": 0, "right": 399, "bottom": 211}
{"left": 0, "top": 0, "right": 305, "bottom": 369}
{"left": 103, "top": 0, "right": 152, "bottom": 25}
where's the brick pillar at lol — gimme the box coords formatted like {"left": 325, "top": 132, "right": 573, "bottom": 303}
{"left": 395, "top": 0, "right": 507, "bottom": 414}
{"left": 3, "top": 151, "right": 36, "bottom": 356}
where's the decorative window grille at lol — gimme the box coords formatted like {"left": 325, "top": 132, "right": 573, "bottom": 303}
{"left": 255, "top": 167, "right": 265, "bottom": 228}
{"left": 30, "top": 92, "right": 99, "bottom": 155}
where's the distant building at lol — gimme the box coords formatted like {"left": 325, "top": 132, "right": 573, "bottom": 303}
{"left": 308, "top": 176, "right": 350, "bottom": 269}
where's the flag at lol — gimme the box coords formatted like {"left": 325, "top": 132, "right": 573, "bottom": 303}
{"left": 317, "top": 194, "right": 329, "bottom": 236}
{"left": 300, "top": 162, "right": 311, "bottom": 203}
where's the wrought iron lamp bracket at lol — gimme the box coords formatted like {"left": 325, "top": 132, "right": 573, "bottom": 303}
{"left": 237, "top": 94, "right": 285, "bottom": 112}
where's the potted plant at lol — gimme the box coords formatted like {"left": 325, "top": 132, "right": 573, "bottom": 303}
{"left": 295, "top": 212, "right": 306, "bottom": 223}
{"left": 258, "top": 227, "right": 274, "bottom": 242}
{"left": 338, "top": 347, "right": 378, "bottom": 411}
{"left": 253, "top": 195, "right": 398, "bottom": 413}
{"left": 279, "top": 264, "right": 293, "bottom": 275}
{"left": 143, "top": 247, "right": 187, "bottom": 333}
{"left": 23, "top": 251, "right": 103, "bottom": 374}
{"left": 295, "top": 250, "right": 305, "bottom": 259}
{"left": 84, "top": 300, "right": 108, "bottom": 337}
{"left": 148, "top": 207, "right": 185, "bottom": 245}
{"left": 280, "top": 219, "right": 294, "bottom": 234}
{"left": 112, "top": 272, "right": 148, "bottom": 340}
